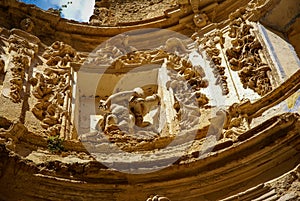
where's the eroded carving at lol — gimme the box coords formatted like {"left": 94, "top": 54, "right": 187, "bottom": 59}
{"left": 146, "top": 195, "right": 171, "bottom": 201}
{"left": 31, "top": 70, "right": 67, "bottom": 137}
{"left": 223, "top": 102, "right": 249, "bottom": 141}
{"left": 226, "top": 15, "right": 272, "bottom": 96}
{"left": 20, "top": 18, "right": 34, "bottom": 33}
{"left": 199, "top": 30, "right": 229, "bottom": 95}
{"left": 42, "top": 41, "right": 82, "bottom": 66}
{"left": 162, "top": 37, "right": 190, "bottom": 57}
{"left": 193, "top": 13, "right": 209, "bottom": 28}
{"left": 166, "top": 55, "right": 209, "bottom": 107}
{"left": 130, "top": 93, "right": 161, "bottom": 127}
{"left": 8, "top": 35, "right": 38, "bottom": 59}
{"left": 86, "top": 34, "right": 139, "bottom": 67}
{"left": 99, "top": 87, "right": 161, "bottom": 134}
{"left": 5, "top": 34, "right": 37, "bottom": 103}
{"left": 89, "top": 7, "right": 116, "bottom": 26}
{"left": 30, "top": 41, "right": 77, "bottom": 137}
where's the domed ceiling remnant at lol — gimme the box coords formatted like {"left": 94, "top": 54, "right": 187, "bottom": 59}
{"left": 90, "top": 0, "right": 179, "bottom": 26}
{"left": 0, "top": 0, "right": 299, "bottom": 201}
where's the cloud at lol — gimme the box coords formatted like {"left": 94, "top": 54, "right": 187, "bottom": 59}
{"left": 21, "top": 0, "right": 95, "bottom": 22}
{"left": 56, "top": 0, "right": 95, "bottom": 22}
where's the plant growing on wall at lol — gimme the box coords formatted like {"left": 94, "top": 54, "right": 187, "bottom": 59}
{"left": 58, "top": 1, "right": 72, "bottom": 14}
{"left": 47, "top": 135, "right": 64, "bottom": 153}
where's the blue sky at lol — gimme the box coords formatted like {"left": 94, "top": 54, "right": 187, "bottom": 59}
{"left": 20, "top": 0, "right": 95, "bottom": 22}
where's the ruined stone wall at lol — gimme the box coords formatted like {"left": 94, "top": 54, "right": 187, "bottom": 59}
{"left": 0, "top": 0, "right": 299, "bottom": 201}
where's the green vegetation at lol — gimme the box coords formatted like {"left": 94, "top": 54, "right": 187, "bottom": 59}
{"left": 47, "top": 135, "right": 64, "bottom": 153}
{"left": 58, "top": 1, "right": 72, "bottom": 14}
{"left": 62, "top": 1, "right": 72, "bottom": 8}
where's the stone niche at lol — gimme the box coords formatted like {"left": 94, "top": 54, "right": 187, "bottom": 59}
{"left": 76, "top": 65, "right": 159, "bottom": 135}
{"left": 75, "top": 49, "right": 204, "bottom": 152}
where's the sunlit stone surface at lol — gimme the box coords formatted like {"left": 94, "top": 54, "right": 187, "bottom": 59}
{"left": 0, "top": 0, "right": 299, "bottom": 200}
